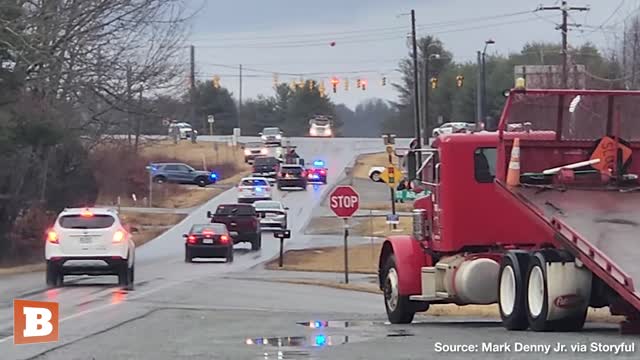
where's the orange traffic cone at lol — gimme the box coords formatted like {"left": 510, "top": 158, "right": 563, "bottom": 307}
{"left": 506, "top": 138, "right": 521, "bottom": 187}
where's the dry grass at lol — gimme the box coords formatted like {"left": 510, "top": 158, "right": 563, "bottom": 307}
{"left": 139, "top": 140, "right": 248, "bottom": 171}
{"left": 306, "top": 216, "right": 411, "bottom": 238}
{"left": 352, "top": 152, "right": 389, "bottom": 179}
{"left": 97, "top": 140, "right": 251, "bottom": 209}
{"left": 119, "top": 211, "right": 186, "bottom": 247}
{"left": 265, "top": 243, "right": 382, "bottom": 274}
{"left": 360, "top": 201, "right": 414, "bottom": 213}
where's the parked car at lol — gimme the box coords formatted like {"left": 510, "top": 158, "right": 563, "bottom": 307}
{"left": 237, "top": 177, "right": 272, "bottom": 203}
{"left": 44, "top": 207, "right": 135, "bottom": 289}
{"left": 208, "top": 204, "right": 262, "bottom": 250}
{"left": 431, "top": 122, "right": 475, "bottom": 137}
{"left": 369, "top": 166, "right": 385, "bottom": 182}
{"left": 243, "top": 142, "right": 267, "bottom": 163}
{"left": 150, "top": 163, "right": 218, "bottom": 187}
{"left": 253, "top": 200, "right": 288, "bottom": 230}
{"left": 184, "top": 223, "right": 233, "bottom": 263}
{"left": 277, "top": 164, "right": 308, "bottom": 190}
{"left": 168, "top": 122, "right": 196, "bottom": 139}
{"left": 260, "top": 127, "right": 283, "bottom": 145}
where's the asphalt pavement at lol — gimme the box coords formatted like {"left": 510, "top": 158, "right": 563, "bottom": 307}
{"left": 1, "top": 136, "right": 638, "bottom": 359}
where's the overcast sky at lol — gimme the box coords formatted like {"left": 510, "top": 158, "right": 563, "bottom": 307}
{"left": 184, "top": 0, "right": 636, "bottom": 109}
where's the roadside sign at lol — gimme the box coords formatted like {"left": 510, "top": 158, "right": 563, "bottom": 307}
{"left": 380, "top": 165, "right": 403, "bottom": 188}
{"left": 386, "top": 214, "right": 400, "bottom": 225}
{"left": 208, "top": 115, "right": 215, "bottom": 124}
{"left": 329, "top": 186, "right": 360, "bottom": 218}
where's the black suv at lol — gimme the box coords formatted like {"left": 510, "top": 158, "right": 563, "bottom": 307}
{"left": 150, "top": 163, "right": 217, "bottom": 187}
{"left": 277, "top": 164, "right": 308, "bottom": 190}
{"left": 252, "top": 156, "right": 280, "bottom": 182}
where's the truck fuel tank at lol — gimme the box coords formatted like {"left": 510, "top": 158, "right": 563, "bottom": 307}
{"left": 438, "top": 255, "right": 500, "bottom": 305}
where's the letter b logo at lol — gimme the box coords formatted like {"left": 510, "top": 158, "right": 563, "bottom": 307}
{"left": 14, "top": 299, "right": 59, "bottom": 345}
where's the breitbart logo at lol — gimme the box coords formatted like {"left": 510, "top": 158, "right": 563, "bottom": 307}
{"left": 553, "top": 294, "right": 583, "bottom": 309}
{"left": 14, "top": 299, "right": 59, "bottom": 345}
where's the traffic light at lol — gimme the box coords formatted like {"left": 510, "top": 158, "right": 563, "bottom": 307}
{"left": 356, "top": 79, "right": 361, "bottom": 89}
{"left": 289, "top": 81, "right": 296, "bottom": 91}
{"left": 212, "top": 75, "right": 221, "bottom": 88}
{"left": 361, "top": 79, "right": 367, "bottom": 91}
{"left": 381, "top": 76, "right": 387, "bottom": 86}
{"left": 430, "top": 77, "right": 438, "bottom": 89}
{"left": 330, "top": 77, "right": 339, "bottom": 93}
{"left": 456, "top": 75, "right": 464, "bottom": 88}
{"left": 319, "top": 81, "right": 326, "bottom": 95}
{"left": 308, "top": 80, "right": 315, "bottom": 91}
{"left": 344, "top": 78, "right": 349, "bottom": 91}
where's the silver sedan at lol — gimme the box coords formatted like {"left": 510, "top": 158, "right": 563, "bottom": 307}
{"left": 253, "top": 200, "right": 288, "bottom": 230}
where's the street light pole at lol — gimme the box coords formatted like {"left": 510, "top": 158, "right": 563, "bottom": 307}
{"left": 410, "top": 10, "right": 422, "bottom": 158}
{"left": 423, "top": 53, "right": 440, "bottom": 146}
{"left": 481, "top": 39, "right": 495, "bottom": 129}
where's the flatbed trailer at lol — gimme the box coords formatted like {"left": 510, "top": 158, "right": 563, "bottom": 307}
{"left": 500, "top": 183, "right": 640, "bottom": 311}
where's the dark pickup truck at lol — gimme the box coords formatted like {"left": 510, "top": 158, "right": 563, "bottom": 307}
{"left": 207, "top": 204, "right": 262, "bottom": 250}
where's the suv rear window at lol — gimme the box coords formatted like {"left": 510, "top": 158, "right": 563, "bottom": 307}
{"left": 254, "top": 157, "right": 279, "bottom": 166}
{"left": 241, "top": 179, "right": 268, "bottom": 186}
{"left": 282, "top": 166, "right": 303, "bottom": 174}
{"left": 59, "top": 215, "right": 115, "bottom": 229}
{"left": 215, "top": 205, "right": 256, "bottom": 216}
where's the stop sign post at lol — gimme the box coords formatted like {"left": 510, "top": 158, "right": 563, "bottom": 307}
{"left": 329, "top": 186, "right": 360, "bottom": 284}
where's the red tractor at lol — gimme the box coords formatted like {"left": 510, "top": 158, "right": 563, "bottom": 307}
{"left": 379, "top": 89, "right": 640, "bottom": 333}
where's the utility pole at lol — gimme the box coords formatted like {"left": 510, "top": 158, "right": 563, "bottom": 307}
{"left": 423, "top": 54, "right": 429, "bottom": 145}
{"left": 537, "top": 1, "right": 589, "bottom": 88}
{"left": 633, "top": 25, "right": 638, "bottom": 88}
{"left": 410, "top": 10, "right": 422, "bottom": 166}
{"left": 189, "top": 45, "right": 196, "bottom": 127}
{"left": 238, "top": 64, "right": 243, "bottom": 132}
{"left": 476, "top": 51, "right": 482, "bottom": 128}
{"left": 126, "top": 64, "right": 132, "bottom": 145}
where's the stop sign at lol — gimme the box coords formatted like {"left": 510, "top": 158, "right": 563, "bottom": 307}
{"left": 329, "top": 185, "right": 360, "bottom": 218}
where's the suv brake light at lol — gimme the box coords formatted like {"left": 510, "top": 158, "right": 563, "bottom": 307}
{"left": 113, "top": 230, "right": 125, "bottom": 243}
{"left": 47, "top": 230, "right": 59, "bottom": 244}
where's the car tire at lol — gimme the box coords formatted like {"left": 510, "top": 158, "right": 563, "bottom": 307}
{"left": 251, "top": 233, "right": 262, "bottom": 251}
{"left": 227, "top": 247, "right": 234, "bottom": 263}
{"left": 382, "top": 254, "right": 419, "bottom": 324}
{"left": 185, "top": 247, "right": 193, "bottom": 263}
{"left": 118, "top": 261, "right": 134, "bottom": 290}
{"left": 46, "top": 261, "right": 62, "bottom": 288}
{"left": 195, "top": 177, "right": 207, "bottom": 187}
{"left": 153, "top": 176, "right": 167, "bottom": 184}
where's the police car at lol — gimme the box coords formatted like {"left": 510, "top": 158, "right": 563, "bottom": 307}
{"left": 306, "top": 160, "right": 328, "bottom": 184}
{"left": 237, "top": 177, "right": 273, "bottom": 203}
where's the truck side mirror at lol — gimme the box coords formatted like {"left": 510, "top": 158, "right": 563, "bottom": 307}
{"left": 273, "top": 229, "right": 291, "bottom": 239}
{"left": 206, "top": 211, "right": 213, "bottom": 218}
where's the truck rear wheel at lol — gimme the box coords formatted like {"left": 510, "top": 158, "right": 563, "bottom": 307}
{"left": 498, "top": 251, "right": 530, "bottom": 330}
{"left": 382, "top": 255, "right": 418, "bottom": 324}
{"left": 251, "top": 233, "right": 262, "bottom": 251}
{"left": 526, "top": 250, "right": 588, "bottom": 332}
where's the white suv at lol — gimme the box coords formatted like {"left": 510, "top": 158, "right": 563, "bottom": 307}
{"left": 45, "top": 207, "right": 135, "bottom": 290}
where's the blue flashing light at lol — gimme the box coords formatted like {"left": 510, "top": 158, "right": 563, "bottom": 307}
{"left": 210, "top": 172, "right": 218, "bottom": 179}
{"left": 314, "top": 334, "right": 327, "bottom": 347}
{"left": 313, "top": 160, "right": 324, "bottom": 167}
{"left": 313, "top": 321, "right": 323, "bottom": 328}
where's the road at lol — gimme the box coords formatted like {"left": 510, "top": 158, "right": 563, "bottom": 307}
{"left": 1, "top": 136, "right": 638, "bottom": 359}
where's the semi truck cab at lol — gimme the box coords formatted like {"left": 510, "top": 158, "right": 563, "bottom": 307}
{"left": 379, "top": 88, "right": 640, "bottom": 334}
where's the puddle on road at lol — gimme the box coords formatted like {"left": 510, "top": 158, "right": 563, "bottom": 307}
{"left": 245, "top": 334, "right": 363, "bottom": 348}
{"left": 296, "top": 320, "right": 378, "bottom": 329}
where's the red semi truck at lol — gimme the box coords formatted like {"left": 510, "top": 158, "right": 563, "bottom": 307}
{"left": 378, "top": 88, "right": 640, "bottom": 333}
